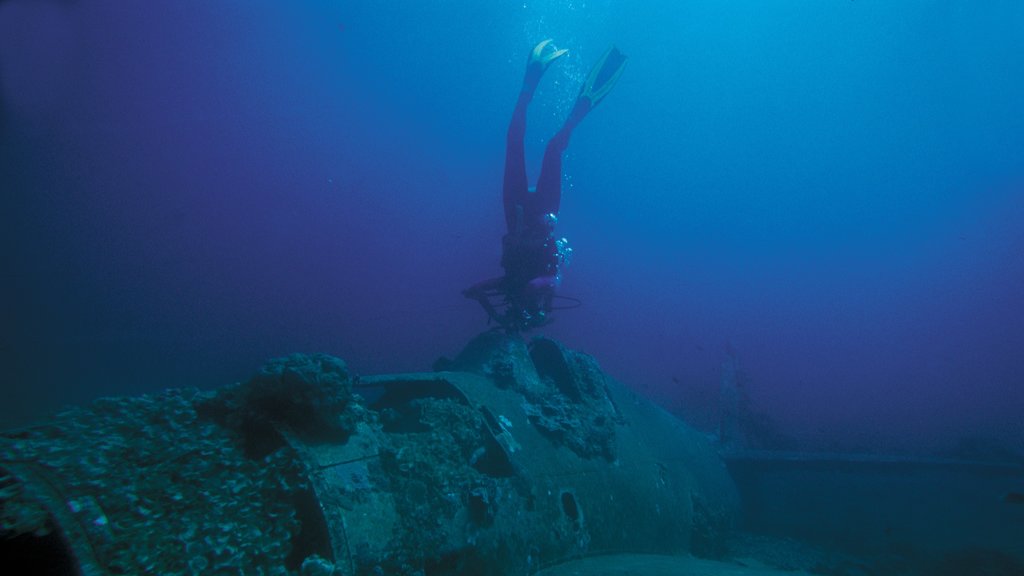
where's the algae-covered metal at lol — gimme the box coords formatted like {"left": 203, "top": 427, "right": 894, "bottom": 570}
{"left": 0, "top": 334, "right": 738, "bottom": 575}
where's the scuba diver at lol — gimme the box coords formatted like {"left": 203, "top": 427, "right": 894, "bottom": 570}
{"left": 464, "top": 40, "right": 627, "bottom": 333}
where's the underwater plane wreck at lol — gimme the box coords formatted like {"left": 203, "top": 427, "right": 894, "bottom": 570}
{"left": 0, "top": 334, "right": 748, "bottom": 576}
{"left": 2, "top": 333, "right": 1023, "bottom": 575}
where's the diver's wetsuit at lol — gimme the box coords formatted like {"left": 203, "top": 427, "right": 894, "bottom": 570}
{"left": 463, "top": 81, "right": 575, "bottom": 332}
{"left": 464, "top": 42, "right": 624, "bottom": 333}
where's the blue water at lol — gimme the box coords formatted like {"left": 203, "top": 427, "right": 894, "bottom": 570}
{"left": 2, "top": 0, "right": 1022, "bottom": 460}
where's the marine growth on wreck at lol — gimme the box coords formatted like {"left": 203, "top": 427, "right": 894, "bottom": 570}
{"left": 0, "top": 334, "right": 739, "bottom": 576}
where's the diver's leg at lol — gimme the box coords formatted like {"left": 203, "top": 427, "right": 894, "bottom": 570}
{"left": 503, "top": 90, "right": 531, "bottom": 233}
{"left": 504, "top": 40, "right": 568, "bottom": 233}
{"left": 534, "top": 47, "right": 626, "bottom": 216}
{"left": 533, "top": 125, "right": 571, "bottom": 217}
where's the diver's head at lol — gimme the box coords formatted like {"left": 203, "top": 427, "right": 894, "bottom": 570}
{"left": 502, "top": 306, "right": 550, "bottom": 333}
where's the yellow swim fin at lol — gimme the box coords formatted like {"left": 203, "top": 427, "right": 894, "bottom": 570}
{"left": 523, "top": 39, "right": 569, "bottom": 91}
{"left": 578, "top": 45, "right": 627, "bottom": 108}
{"left": 530, "top": 38, "right": 569, "bottom": 70}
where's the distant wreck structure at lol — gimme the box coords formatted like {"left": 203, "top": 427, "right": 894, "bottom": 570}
{"left": 716, "top": 346, "right": 792, "bottom": 453}
{"left": 0, "top": 334, "right": 738, "bottom": 575}
{"left": 717, "top": 344, "right": 750, "bottom": 450}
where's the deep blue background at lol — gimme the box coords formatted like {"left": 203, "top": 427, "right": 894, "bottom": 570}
{"left": 2, "top": 0, "right": 1022, "bottom": 454}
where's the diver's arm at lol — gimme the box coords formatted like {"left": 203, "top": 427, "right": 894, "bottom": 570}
{"left": 463, "top": 277, "right": 506, "bottom": 325}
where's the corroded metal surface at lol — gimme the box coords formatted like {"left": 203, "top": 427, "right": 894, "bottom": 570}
{"left": 1, "top": 336, "right": 738, "bottom": 575}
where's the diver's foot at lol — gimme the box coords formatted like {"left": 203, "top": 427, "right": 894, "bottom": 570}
{"left": 522, "top": 39, "right": 568, "bottom": 94}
